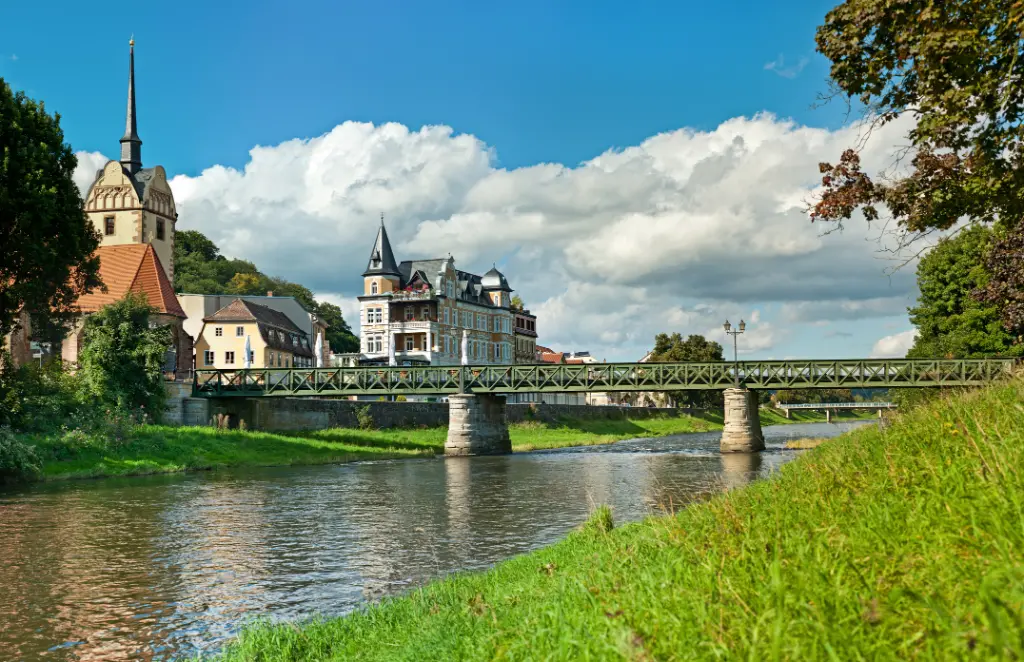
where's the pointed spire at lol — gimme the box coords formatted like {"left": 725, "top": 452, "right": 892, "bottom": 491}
{"left": 120, "top": 37, "right": 143, "bottom": 174}
{"left": 362, "top": 217, "right": 401, "bottom": 278}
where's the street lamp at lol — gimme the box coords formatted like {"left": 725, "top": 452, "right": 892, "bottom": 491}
{"left": 724, "top": 319, "right": 746, "bottom": 388}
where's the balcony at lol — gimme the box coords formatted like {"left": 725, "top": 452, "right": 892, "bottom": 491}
{"left": 388, "top": 289, "right": 435, "bottom": 301}
{"left": 390, "top": 320, "right": 437, "bottom": 332}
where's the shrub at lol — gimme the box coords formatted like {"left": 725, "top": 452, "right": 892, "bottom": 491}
{"left": 355, "top": 405, "right": 375, "bottom": 430}
{"left": 0, "top": 428, "right": 42, "bottom": 482}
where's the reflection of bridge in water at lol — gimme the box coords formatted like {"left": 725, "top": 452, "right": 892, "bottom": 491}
{"left": 190, "top": 358, "right": 1016, "bottom": 456}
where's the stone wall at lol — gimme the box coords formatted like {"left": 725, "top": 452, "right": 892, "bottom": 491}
{"left": 193, "top": 397, "right": 686, "bottom": 432}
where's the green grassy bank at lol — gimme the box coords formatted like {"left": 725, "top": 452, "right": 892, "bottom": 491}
{"left": 210, "top": 382, "right": 1024, "bottom": 661}
{"left": 10, "top": 407, "right": 869, "bottom": 483}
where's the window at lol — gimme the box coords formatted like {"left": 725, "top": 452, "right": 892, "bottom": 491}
{"left": 366, "top": 307, "right": 382, "bottom": 324}
{"left": 447, "top": 282, "right": 454, "bottom": 297}
{"left": 269, "top": 351, "right": 275, "bottom": 365}
{"left": 405, "top": 307, "right": 414, "bottom": 321}
{"left": 225, "top": 351, "right": 235, "bottom": 365}
{"left": 236, "top": 326, "right": 244, "bottom": 337}
{"left": 285, "top": 357, "right": 290, "bottom": 367}
{"left": 156, "top": 219, "right": 165, "bottom": 241}
{"left": 406, "top": 336, "right": 414, "bottom": 351}
{"left": 203, "top": 350, "right": 214, "bottom": 366}
{"left": 277, "top": 353, "right": 282, "bottom": 367}
{"left": 371, "top": 281, "right": 378, "bottom": 295}
{"left": 249, "top": 350, "right": 255, "bottom": 364}
{"left": 444, "top": 308, "right": 450, "bottom": 325}
{"left": 421, "top": 306, "right": 430, "bottom": 319}
{"left": 215, "top": 327, "right": 223, "bottom": 337}
{"left": 373, "top": 336, "right": 382, "bottom": 353}
{"left": 104, "top": 216, "right": 115, "bottom": 235}
{"left": 494, "top": 343, "right": 499, "bottom": 360}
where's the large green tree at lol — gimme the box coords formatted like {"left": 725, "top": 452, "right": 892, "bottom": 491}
{"left": 812, "top": 0, "right": 1024, "bottom": 340}
{"left": 172, "top": 229, "right": 359, "bottom": 352}
{"left": 648, "top": 333, "right": 725, "bottom": 407}
{"left": 77, "top": 292, "right": 172, "bottom": 418}
{"left": 907, "top": 225, "right": 1023, "bottom": 358}
{"left": 0, "top": 79, "right": 100, "bottom": 340}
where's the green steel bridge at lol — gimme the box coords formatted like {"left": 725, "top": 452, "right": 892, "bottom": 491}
{"left": 192, "top": 358, "right": 1017, "bottom": 398}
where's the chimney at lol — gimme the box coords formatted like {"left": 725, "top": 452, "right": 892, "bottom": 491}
{"left": 267, "top": 291, "right": 274, "bottom": 297}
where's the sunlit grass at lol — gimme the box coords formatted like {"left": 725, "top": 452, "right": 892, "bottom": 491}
{"left": 210, "top": 380, "right": 1024, "bottom": 660}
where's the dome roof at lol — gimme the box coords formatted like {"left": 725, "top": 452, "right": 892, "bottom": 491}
{"left": 481, "top": 266, "right": 512, "bottom": 291}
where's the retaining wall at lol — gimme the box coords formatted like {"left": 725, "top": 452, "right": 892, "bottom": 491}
{"left": 195, "top": 397, "right": 689, "bottom": 432}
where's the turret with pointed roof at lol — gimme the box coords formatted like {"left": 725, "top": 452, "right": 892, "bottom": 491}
{"left": 363, "top": 217, "right": 402, "bottom": 278}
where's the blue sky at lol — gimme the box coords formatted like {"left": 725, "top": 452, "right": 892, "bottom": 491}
{"left": 1, "top": 0, "right": 921, "bottom": 361}
{"left": 2, "top": 0, "right": 842, "bottom": 174}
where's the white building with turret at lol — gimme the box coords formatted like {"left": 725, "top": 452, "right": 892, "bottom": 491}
{"left": 357, "top": 220, "right": 516, "bottom": 366}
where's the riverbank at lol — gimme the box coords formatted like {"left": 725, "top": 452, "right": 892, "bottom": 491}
{"left": 212, "top": 381, "right": 1024, "bottom": 660}
{"left": 10, "top": 407, "right": 870, "bottom": 483}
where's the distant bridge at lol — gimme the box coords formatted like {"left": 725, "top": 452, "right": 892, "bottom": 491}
{"left": 776, "top": 402, "right": 897, "bottom": 410}
{"left": 193, "top": 358, "right": 1016, "bottom": 398}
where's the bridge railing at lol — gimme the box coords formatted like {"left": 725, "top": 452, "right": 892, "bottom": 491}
{"left": 192, "top": 358, "right": 1018, "bottom": 398}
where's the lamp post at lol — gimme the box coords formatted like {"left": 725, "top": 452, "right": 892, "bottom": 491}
{"left": 724, "top": 319, "right": 746, "bottom": 388}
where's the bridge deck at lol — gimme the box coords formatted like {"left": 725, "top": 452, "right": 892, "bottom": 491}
{"left": 192, "top": 359, "right": 1016, "bottom": 398}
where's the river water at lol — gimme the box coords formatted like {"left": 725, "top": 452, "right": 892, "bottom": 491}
{"left": 0, "top": 421, "right": 869, "bottom": 661}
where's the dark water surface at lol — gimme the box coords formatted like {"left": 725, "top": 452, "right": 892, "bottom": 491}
{"left": 0, "top": 422, "right": 870, "bottom": 661}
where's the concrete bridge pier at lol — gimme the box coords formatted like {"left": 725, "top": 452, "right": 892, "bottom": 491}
{"left": 445, "top": 394, "right": 512, "bottom": 456}
{"left": 720, "top": 388, "right": 765, "bottom": 453}
{"left": 826, "top": 408, "right": 832, "bottom": 424}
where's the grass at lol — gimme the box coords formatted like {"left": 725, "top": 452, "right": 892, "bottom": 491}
{"left": 209, "top": 381, "right": 1024, "bottom": 661}
{"left": 19, "top": 426, "right": 436, "bottom": 481}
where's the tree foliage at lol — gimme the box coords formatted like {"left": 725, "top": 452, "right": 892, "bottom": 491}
{"left": 907, "top": 225, "right": 1023, "bottom": 358}
{"left": 173, "top": 229, "right": 359, "bottom": 352}
{"left": 77, "top": 293, "right": 172, "bottom": 418}
{"left": 0, "top": 79, "right": 101, "bottom": 339}
{"left": 813, "top": 0, "right": 1024, "bottom": 234}
{"left": 648, "top": 333, "right": 725, "bottom": 407}
{"left": 511, "top": 295, "right": 524, "bottom": 311}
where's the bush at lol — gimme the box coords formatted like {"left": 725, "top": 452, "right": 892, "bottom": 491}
{"left": 355, "top": 405, "right": 375, "bottom": 430}
{"left": 0, "top": 428, "right": 42, "bottom": 483}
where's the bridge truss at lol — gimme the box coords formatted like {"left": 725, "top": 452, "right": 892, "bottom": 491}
{"left": 192, "top": 359, "right": 1016, "bottom": 398}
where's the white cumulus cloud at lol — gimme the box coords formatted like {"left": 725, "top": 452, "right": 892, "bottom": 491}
{"left": 870, "top": 329, "right": 919, "bottom": 358}
{"left": 74, "top": 112, "right": 925, "bottom": 361}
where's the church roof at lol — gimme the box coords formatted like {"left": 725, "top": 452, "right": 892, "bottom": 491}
{"left": 363, "top": 222, "right": 402, "bottom": 278}
{"left": 77, "top": 244, "right": 184, "bottom": 318}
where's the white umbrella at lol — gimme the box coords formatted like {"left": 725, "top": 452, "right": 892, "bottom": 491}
{"left": 388, "top": 333, "right": 397, "bottom": 366}
{"left": 461, "top": 329, "right": 469, "bottom": 366}
{"left": 244, "top": 335, "right": 252, "bottom": 369}
{"left": 314, "top": 330, "right": 324, "bottom": 368}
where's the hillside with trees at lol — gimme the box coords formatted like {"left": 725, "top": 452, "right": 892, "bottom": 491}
{"left": 173, "top": 230, "right": 358, "bottom": 353}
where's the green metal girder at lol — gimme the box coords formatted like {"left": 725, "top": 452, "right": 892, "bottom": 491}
{"left": 191, "top": 359, "right": 1017, "bottom": 398}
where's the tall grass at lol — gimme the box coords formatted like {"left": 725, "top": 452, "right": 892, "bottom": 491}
{"left": 211, "top": 379, "right": 1024, "bottom": 661}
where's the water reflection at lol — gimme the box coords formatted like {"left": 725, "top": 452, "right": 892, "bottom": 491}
{"left": 0, "top": 421, "right": 871, "bottom": 661}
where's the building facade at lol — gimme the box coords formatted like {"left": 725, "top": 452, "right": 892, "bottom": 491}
{"left": 82, "top": 40, "right": 177, "bottom": 281}
{"left": 357, "top": 221, "right": 517, "bottom": 366}
{"left": 194, "top": 299, "right": 314, "bottom": 370}
{"left": 179, "top": 293, "right": 329, "bottom": 363}
{"left": 513, "top": 308, "right": 538, "bottom": 364}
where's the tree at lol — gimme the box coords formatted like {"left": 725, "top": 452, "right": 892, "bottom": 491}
{"left": 0, "top": 79, "right": 101, "bottom": 341}
{"left": 907, "top": 225, "right": 1023, "bottom": 358}
{"left": 812, "top": 1, "right": 1024, "bottom": 341}
{"left": 77, "top": 293, "right": 172, "bottom": 418}
{"left": 511, "top": 295, "right": 524, "bottom": 311}
{"left": 313, "top": 301, "right": 359, "bottom": 353}
{"left": 648, "top": 333, "right": 725, "bottom": 407}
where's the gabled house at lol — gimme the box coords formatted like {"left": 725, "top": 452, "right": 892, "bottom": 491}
{"left": 194, "top": 298, "right": 314, "bottom": 369}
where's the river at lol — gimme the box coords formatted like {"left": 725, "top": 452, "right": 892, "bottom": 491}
{"left": 0, "top": 421, "right": 870, "bottom": 661}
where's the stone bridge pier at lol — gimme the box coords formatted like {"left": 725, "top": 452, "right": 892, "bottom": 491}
{"left": 720, "top": 387, "right": 765, "bottom": 453}
{"left": 445, "top": 393, "right": 512, "bottom": 456}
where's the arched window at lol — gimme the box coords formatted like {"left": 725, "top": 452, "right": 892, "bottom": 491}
{"left": 371, "top": 281, "right": 378, "bottom": 295}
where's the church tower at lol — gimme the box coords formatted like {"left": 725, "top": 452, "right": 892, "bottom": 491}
{"left": 83, "top": 39, "right": 178, "bottom": 280}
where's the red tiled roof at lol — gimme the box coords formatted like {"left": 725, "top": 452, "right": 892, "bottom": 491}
{"left": 539, "top": 352, "right": 566, "bottom": 364}
{"left": 77, "top": 244, "right": 185, "bottom": 318}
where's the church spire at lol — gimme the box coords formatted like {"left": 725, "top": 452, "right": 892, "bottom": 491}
{"left": 119, "top": 37, "right": 143, "bottom": 174}
{"left": 362, "top": 216, "right": 401, "bottom": 278}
